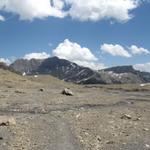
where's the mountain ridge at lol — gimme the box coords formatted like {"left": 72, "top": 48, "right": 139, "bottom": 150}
{"left": 10, "top": 57, "right": 150, "bottom": 84}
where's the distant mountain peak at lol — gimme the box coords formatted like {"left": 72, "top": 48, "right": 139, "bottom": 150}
{"left": 103, "top": 65, "right": 136, "bottom": 74}
{"left": 10, "top": 57, "right": 150, "bottom": 84}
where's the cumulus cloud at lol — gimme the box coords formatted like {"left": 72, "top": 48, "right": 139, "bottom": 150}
{"left": 101, "top": 43, "right": 131, "bottom": 58}
{"left": 23, "top": 52, "right": 50, "bottom": 60}
{"left": 129, "top": 45, "right": 150, "bottom": 55}
{"left": 133, "top": 62, "right": 150, "bottom": 72}
{"left": 65, "top": 0, "right": 139, "bottom": 22}
{"left": 0, "top": 0, "right": 66, "bottom": 21}
{"left": 53, "top": 39, "right": 97, "bottom": 61}
{"left": 0, "top": 0, "right": 140, "bottom": 22}
{"left": 0, "top": 58, "right": 11, "bottom": 65}
{"left": 53, "top": 39, "right": 105, "bottom": 70}
{"left": 0, "top": 15, "right": 5, "bottom": 21}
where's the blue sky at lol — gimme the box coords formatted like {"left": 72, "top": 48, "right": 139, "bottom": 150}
{"left": 0, "top": 0, "right": 150, "bottom": 71}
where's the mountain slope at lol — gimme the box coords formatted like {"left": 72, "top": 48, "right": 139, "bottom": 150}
{"left": 10, "top": 59, "right": 43, "bottom": 74}
{"left": 10, "top": 57, "right": 150, "bottom": 84}
{"left": 102, "top": 65, "right": 150, "bottom": 83}
{"left": 10, "top": 57, "right": 105, "bottom": 84}
{"left": 0, "top": 62, "right": 20, "bottom": 74}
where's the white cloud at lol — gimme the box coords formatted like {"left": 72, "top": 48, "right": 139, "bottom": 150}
{"left": 53, "top": 39, "right": 97, "bottom": 61}
{"left": 101, "top": 43, "right": 131, "bottom": 58}
{"left": 0, "top": 58, "right": 11, "bottom": 65}
{"left": 65, "top": 0, "right": 139, "bottom": 22}
{"left": 0, "top": 0, "right": 140, "bottom": 22}
{"left": 129, "top": 45, "right": 150, "bottom": 55}
{"left": 0, "top": 0, "right": 66, "bottom": 21}
{"left": 23, "top": 52, "right": 50, "bottom": 60}
{"left": 52, "top": 39, "right": 105, "bottom": 70}
{"left": 133, "top": 62, "right": 150, "bottom": 72}
{"left": 0, "top": 15, "right": 5, "bottom": 21}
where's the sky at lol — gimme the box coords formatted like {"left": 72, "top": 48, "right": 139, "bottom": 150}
{"left": 0, "top": 0, "right": 150, "bottom": 72}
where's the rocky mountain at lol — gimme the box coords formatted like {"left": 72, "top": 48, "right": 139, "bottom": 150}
{"left": 102, "top": 66, "right": 150, "bottom": 84}
{"left": 37, "top": 57, "right": 109, "bottom": 84}
{"left": 10, "top": 59, "right": 43, "bottom": 75}
{"left": 104, "top": 65, "right": 137, "bottom": 74}
{"left": 10, "top": 57, "right": 150, "bottom": 84}
{"left": 10, "top": 57, "right": 104, "bottom": 84}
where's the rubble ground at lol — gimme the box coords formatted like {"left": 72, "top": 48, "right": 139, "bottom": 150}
{"left": 0, "top": 69, "right": 150, "bottom": 150}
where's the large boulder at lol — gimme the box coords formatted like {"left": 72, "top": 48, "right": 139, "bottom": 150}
{"left": 61, "top": 88, "right": 74, "bottom": 96}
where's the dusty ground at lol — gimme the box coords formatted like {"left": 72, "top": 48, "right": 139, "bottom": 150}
{"left": 0, "top": 69, "right": 150, "bottom": 150}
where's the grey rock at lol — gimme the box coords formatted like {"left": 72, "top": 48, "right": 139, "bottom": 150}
{"left": 0, "top": 116, "right": 16, "bottom": 126}
{"left": 121, "top": 114, "right": 132, "bottom": 120}
{"left": 0, "top": 137, "right": 3, "bottom": 140}
{"left": 62, "top": 88, "right": 74, "bottom": 96}
{"left": 39, "top": 88, "right": 44, "bottom": 92}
